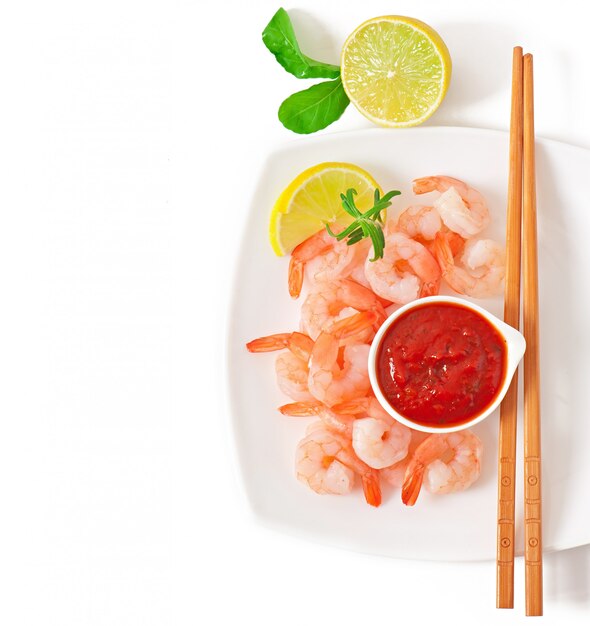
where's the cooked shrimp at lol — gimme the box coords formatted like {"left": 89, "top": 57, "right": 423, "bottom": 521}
{"left": 401, "top": 430, "right": 483, "bottom": 506}
{"left": 275, "top": 353, "right": 314, "bottom": 402}
{"left": 288, "top": 229, "right": 357, "bottom": 298}
{"left": 283, "top": 398, "right": 410, "bottom": 472}
{"left": 309, "top": 342, "right": 370, "bottom": 406}
{"left": 380, "top": 430, "right": 430, "bottom": 487}
{"left": 307, "top": 312, "right": 376, "bottom": 407}
{"left": 413, "top": 176, "right": 490, "bottom": 239}
{"left": 347, "top": 238, "right": 373, "bottom": 289}
{"left": 295, "top": 424, "right": 382, "bottom": 506}
{"left": 433, "top": 233, "right": 505, "bottom": 298}
{"left": 296, "top": 425, "right": 355, "bottom": 496}
{"left": 364, "top": 231, "right": 441, "bottom": 303}
{"left": 352, "top": 418, "right": 411, "bottom": 470}
{"left": 300, "top": 278, "right": 386, "bottom": 344}
{"left": 396, "top": 205, "right": 442, "bottom": 241}
{"left": 247, "top": 332, "right": 315, "bottom": 402}
{"left": 349, "top": 264, "right": 371, "bottom": 289}
{"left": 333, "top": 396, "right": 411, "bottom": 469}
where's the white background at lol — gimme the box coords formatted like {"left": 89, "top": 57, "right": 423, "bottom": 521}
{"left": 0, "top": 0, "right": 588, "bottom": 624}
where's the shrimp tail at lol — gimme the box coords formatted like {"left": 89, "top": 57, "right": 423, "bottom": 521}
{"left": 246, "top": 333, "right": 291, "bottom": 352}
{"left": 432, "top": 232, "right": 453, "bottom": 275}
{"left": 446, "top": 231, "right": 465, "bottom": 257}
{"left": 279, "top": 401, "right": 323, "bottom": 416}
{"left": 362, "top": 471, "right": 382, "bottom": 507}
{"left": 372, "top": 303, "right": 388, "bottom": 329}
{"left": 288, "top": 256, "right": 304, "bottom": 299}
{"left": 375, "top": 294, "right": 393, "bottom": 309}
{"left": 412, "top": 177, "right": 438, "bottom": 195}
{"left": 287, "top": 332, "right": 314, "bottom": 361}
{"left": 326, "top": 310, "right": 379, "bottom": 340}
{"left": 413, "top": 175, "right": 463, "bottom": 196}
{"left": 420, "top": 278, "right": 441, "bottom": 297}
{"left": 288, "top": 233, "right": 333, "bottom": 298}
{"left": 332, "top": 398, "right": 369, "bottom": 415}
{"left": 246, "top": 331, "right": 313, "bottom": 357}
{"left": 401, "top": 463, "right": 426, "bottom": 506}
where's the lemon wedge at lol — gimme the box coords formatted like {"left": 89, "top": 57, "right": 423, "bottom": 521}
{"left": 341, "top": 16, "right": 451, "bottom": 128}
{"left": 269, "top": 162, "right": 381, "bottom": 256}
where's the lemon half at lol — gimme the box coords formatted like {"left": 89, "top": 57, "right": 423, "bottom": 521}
{"left": 341, "top": 16, "right": 451, "bottom": 128}
{"left": 269, "top": 162, "right": 381, "bottom": 256}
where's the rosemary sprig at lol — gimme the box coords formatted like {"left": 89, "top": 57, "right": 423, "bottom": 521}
{"left": 325, "top": 187, "right": 400, "bottom": 261}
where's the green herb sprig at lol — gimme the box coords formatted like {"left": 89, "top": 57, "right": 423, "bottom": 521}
{"left": 326, "top": 188, "right": 401, "bottom": 261}
{"left": 262, "top": 8, "right": 349, "bottom": 134}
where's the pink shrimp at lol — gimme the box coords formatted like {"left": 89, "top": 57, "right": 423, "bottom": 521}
{"left": 401, "top": 431, "right": 483, "bottom": 506}
{"left": 295, "top": 422, "right": 382, "bottom": 506}
{"left": 396, "top": 204, "right": 467, "bottom": 259}
{"left": 274, "top": 353, "right": 313, "bottom": 401}
{"left": 413, "top": 176, "right": 490, "bottom": 239}
{"left": 396, "top": 205, "right": 442, "bottom": 241}
{"left": 300, "top": 278, "right": 386, "bottom": 344}
{"left": 246, "top": 332, "right": 315, "bottom": 402}
{"left": 333, "top": 396, "right": 412, "bottom": 469}
{"left": 432, "top": 233, "right": 505, "bottom": 298}
{"left": 307, "top": 311, "right": 377, "bottom": 407}
{"left": 364, "top": 231, "right": 441, "bottom": 303}
{"left": 347, "top": 238, "right": 373, "bottom": 289}
{"left": 288, "top": 230, "right": 357, "bottom": 298}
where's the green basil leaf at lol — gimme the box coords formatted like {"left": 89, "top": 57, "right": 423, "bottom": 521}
{"left": 278, "top": 78, "right": 350, "bottom": 134}
{"left": 262, "top": 8, "right": 340, "bottom": 79}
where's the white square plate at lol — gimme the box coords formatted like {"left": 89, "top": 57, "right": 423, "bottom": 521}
{"left": 226, "top": 127, "right": 589, "bottom": 561}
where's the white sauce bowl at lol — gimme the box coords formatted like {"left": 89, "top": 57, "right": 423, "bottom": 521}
{"left": 368, "top": 295, "right": 526, "bottom": 434}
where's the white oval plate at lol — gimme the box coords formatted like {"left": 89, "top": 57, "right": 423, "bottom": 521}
{"left": 227, "top": 127, "right": 589, "bottom": 561}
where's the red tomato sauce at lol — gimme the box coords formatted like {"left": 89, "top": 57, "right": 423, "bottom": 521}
{"left": 376, "top": 302, "right": 507, "bottom": 428}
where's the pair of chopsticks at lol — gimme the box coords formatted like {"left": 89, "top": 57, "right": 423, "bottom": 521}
{"left": 496, "top": 47, "right": 543, "bottom": 616}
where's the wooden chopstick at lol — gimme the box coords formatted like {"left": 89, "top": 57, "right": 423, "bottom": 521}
{"left": 523, "top": 52, "right": 543, "bottom": 617}
{"left": 496, "top": 46, "right": 523, "bottom": 610}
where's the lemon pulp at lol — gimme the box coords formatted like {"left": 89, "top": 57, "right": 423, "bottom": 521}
{"left": 269, "top": 162, "right": 381, "bottom": 256}
{"left": 341, "top": 16, "right": 451, "bottom": 128}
